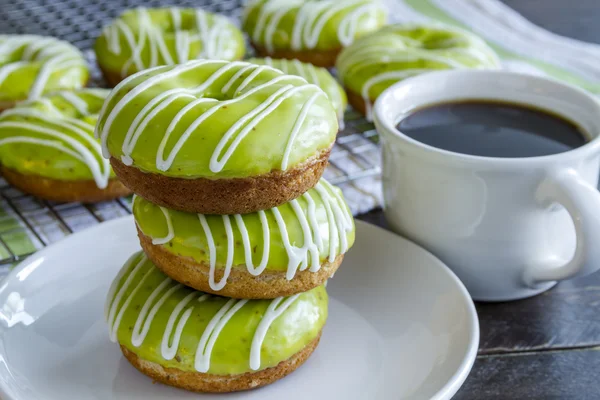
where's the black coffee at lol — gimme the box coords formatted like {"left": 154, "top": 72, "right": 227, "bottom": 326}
{"left": 396, "top": 100, "right": 587, "bottom": 157}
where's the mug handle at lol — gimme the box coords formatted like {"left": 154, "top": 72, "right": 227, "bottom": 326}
{"left": 524, "top": 169, "right": 600, "bottom": 286}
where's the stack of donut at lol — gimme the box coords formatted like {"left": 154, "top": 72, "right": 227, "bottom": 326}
{"left": 100, "top": 59, "right": 355, "bottom": 393}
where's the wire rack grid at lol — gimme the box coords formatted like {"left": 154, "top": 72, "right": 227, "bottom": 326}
{"left": 0, "top": 0, "right": 382, "bottom": 270}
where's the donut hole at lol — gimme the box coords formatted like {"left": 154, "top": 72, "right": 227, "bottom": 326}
{"left": 400, "top": 28, "right": 466, "bottom": 50}
{"left": 161, "top": 12, "right": 201, "bottom": 34}
{"left": 2, "top": 51, "right": 23, "bottom": 64}
{"left": 1, "top": 45, "right": 37, "bottom": 64}
{"left": 200, "top": 91, "right": 229, "bottom": 102}
{"left": 4, "top": 40, "right": 60, "bottom": 63}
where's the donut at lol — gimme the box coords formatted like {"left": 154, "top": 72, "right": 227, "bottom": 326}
{"left": 248, "top": 57, "right": 347, "bottom": 127}
{"left": 94, "top": 7, "right": 246, "bottom": 86}
{"left": 96, "top": 60, "right": 339, "bottom": 214}
{"left": 336, "top": 24, "right": 501, "bottom": 120}
{"left": 133, "top": 178, "right": 354, "bottom": 299}
{"left": 242, "top": 0, "right": 387, "bottom": 67}
{"left": 106, "top": 251, "right": 327, "bottom": 393}
{"left": 0, "top": 35, "right": 88, "bottom": 111}
{"left": 0, "top": 88, "right": 131, "bottom": 202}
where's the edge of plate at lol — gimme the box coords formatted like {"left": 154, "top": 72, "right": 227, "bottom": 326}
{"left": 0, "top": 215, "right": 135, "bottom": 287}
{"left": 355, "top": 221, "right": 480, "bottom": 400}
{"left": 0, "top": 216, "right": 135, "bottom": 400}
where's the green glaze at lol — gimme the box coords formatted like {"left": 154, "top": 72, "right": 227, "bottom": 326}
{"left": 248, "top": 57, "right": 347, "bottom": 121}
{"left": 403, "top": 0, "right": 600, "bottom": 94}
{"left": 0, "top": 35, "right": 88, "bottom": 103}
{"left": 97, "top": 60, "right": 338, "bottom": 178}
{"left": 95, "top": 7, "right": 245, "bottom": 80}
{"left": 0, "top": 89, "right": 114, "bottom": 183}
{"left": 242, "top": 0, "right": 387, "bottom": 52}
{"left": 133, "top": 178, "right": 355, "bottom": 273}
{"left": 107, "top": 251, "right": 328, "bottom": 375}
{"left": 337, "top": 23, "right": 500, "bottom": 100}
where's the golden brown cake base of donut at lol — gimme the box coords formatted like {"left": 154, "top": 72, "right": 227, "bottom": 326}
{"left": 98, "top": 65, "right": 125, "bottom": 88}
{"left": 138, "top": 230, "right": 343, "bottom": 299}
{"left": 0, "top": 166, "right": 131, "bottom": 203}
{"left": 345, "top": 87, "right": 371, "bottom": 118}
{"left": 111, "top": 147, "right": 331, "bottom": 215}
{"left": 252, "top": 43, "right": 341, "bottom": 68}
{"left": 0, "top": 100, "right": 17, "bottom": 112}
{"left": 120, "top": 332, "right": 321, "bottom": 393}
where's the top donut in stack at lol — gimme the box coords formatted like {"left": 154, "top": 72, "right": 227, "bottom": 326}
{"left": 97, "top": 60, "right": 338, "bottom": 215}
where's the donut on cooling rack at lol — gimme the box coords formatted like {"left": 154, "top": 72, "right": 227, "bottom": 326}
{"left": 94, "top": 7, "right": 246, "bottom": 86}
{"left": 247, "top": 57, "right": 347, "bottom": 126}
{"left": 0, "top": 35, "right": 88, "bottom": 111}
{"left": 106, "top": 251, "right": 328, "bottom": 393}
{"left": 0, "top": 89, "right": 131, "bottom": 203}
{"left": 96, "top": 60, "right": 339, "bottom": 215}
{"left": 242, "top": 0, "right": 387, "bottom": 68}
{"left": 133, "top": 178, "right": 354, "bottom": 299}
{"left": 336, "top": 24, "right": 501, "bottom": 120}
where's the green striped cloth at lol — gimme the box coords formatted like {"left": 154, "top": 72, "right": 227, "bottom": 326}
{"left": 389, "top": 0, "right": 600, "bottom": 94}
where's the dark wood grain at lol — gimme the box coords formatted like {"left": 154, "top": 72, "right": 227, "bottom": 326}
{"left": 477, "top": 273, "right": 600, "bottom": 354}
{"left": 357, "top": 211, "right": 600, "bottom": 355}
{"left": 455, "top": 348, "right": 600, "bottom": 400}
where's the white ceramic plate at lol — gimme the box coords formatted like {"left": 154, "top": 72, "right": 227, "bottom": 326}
{"left": 0, "top": 218, "right": 478, "bottom": 400}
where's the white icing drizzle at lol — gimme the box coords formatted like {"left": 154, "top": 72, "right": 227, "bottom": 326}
{"left": 109, "top": 254, "right": 307, "bottom": 372}
{"left": 137, "top": 179, "right": 353, "bottom": 292}
{"left": 260, "top": 57, "right": 345, "bottom": 129}
{"left": 250, "top": 294, "right": 300, "bottom": 370}
{"left": 161, "top": 292, "right": 210, "bottom": 360}
{"left": 336, "top": 24, "right": 501, "bottom": 121}
{"left": 0, "top": 35, "right": 86, "bottom": 100}
{"left": 0, "top": 91, "right": 111, "bottom": 188}
{"left": 106, "top": 253, "right": 151, "bottom": 342}
{"left": 246, "top": 0, "right": 382, "bottom": 52}
{"left": 234, "top": 211, "right": 270, "bottom": 276}
{"left": 195, "top": 298, "right": 249, "bottom": 373}
{"left": 101, "top": 7, "right": 239, "bottom": 78}
{"left": 281, "top": 91, "right": 322, "bottom": 170}
{"left": 105, "top": 253, "right": 138, "bottom": 320}
{"left": 99, "top": 60, "right": 328, "bottom": 174}
{"left": 57, "top": 91, "right": 91, "bottom": 115}
{"left": 131, "top": 277, "right": 175, "bottom": 347}
{"left": 151, "top": 207, "right": 175, "bottom": 245}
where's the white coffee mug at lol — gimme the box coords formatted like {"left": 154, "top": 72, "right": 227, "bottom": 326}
{"left": 374, "top": 70, "right": 600, "bottom": 301}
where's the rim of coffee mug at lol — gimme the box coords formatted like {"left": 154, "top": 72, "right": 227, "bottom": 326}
{"left": 373, "top": 70, "right": 600, "bottom": 168}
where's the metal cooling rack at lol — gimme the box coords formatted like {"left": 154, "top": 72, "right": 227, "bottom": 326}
{"left": 0, "top": 0, "right": 382, "bottom": 268}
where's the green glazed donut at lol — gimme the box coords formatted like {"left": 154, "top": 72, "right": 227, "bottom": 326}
{"left": 0, "top": 89, "right": 131, "bottom": 202}
{"left": 95, "top": 7, "right": 246, "bottom": 86}
{"left": 0, "top": 35, "right": 88, "bottom": 109}
{"left": 242, "top": 0, "right": 387, "bottom": 67}
{"left": 248, "top": 57, "right": 347, "bottom": 125}
{"left": 97, "top": 59, "right": 339, "bottom": 214}
{"left": 336, "top": 23, "right": 501, "bottom": 120}
{"left": 106, "top": 251, "right": 327, "bottom": 392}
{"left": 133, "top": 178, "right": 355, "bottom": 298}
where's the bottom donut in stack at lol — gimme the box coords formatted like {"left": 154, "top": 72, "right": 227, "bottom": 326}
{"left": 106, "top": 252, "right": 327, "bottom": 393}
{"left": 104, "top": 178, "right": 355, "bottom": 393}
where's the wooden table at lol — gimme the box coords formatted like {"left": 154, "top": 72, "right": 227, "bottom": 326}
{"left": 359, "top": 1, "right": 600, "bottom": 398}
